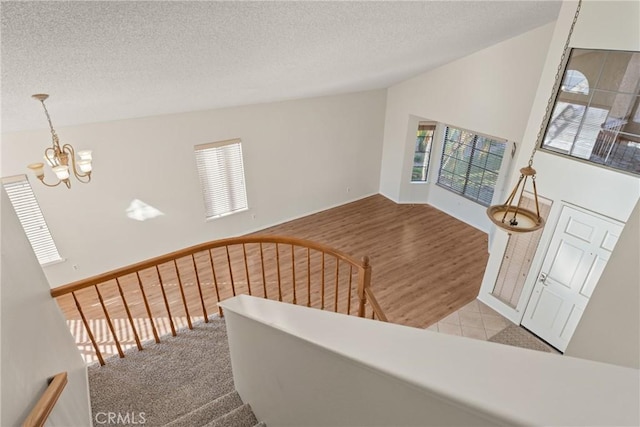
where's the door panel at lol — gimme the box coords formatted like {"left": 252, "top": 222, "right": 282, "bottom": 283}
{"left": 526, "top": 286, "right": 564, "bottom": 329}
{"left": 547, "top": 240, "right": 585, "bottom": 288}
{"left": 580, "top": 256, "right": 608, "bottom": 298}
{"left": 565, "top": 217, "right": 595, "bottom": 242}
{"left": 600, "top": 230, "right": 619, "bottom": 251}
{"left": 522, "top": 205, "right": 624, "bottom": 351}
{"left": 560, "top": 305, "right": 584, "bottom": 341}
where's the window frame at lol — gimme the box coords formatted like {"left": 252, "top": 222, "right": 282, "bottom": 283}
{"left": 194, "top": 138, "right": 249, "bottom": 220}
{"left": 2, "top": 174, "right": 64, "bottom": 266}
{"left": 410, "top": 122, "right": 436, "bottom": 183}
{"left": 435, "top": 126, "right": 508, "bottom": 207}
{"left": 539, "top": 47, "right": 640, "bottom": 176}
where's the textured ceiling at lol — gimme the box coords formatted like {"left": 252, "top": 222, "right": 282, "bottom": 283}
{"left": 1, "top": 1, "right": 561, "bottom": 133}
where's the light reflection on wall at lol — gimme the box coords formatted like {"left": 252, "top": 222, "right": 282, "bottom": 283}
{"left": 126, "top": 199, "right": 164, "bottom": 221}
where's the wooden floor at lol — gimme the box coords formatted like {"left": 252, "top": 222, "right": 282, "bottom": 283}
{"left": 57, "top": 194, "right": 489, "bottom": 363}
{"left": 257, "top": 195, "right": 489, "bottom": 328}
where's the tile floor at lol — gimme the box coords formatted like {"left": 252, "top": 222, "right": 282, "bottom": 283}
{"left": 425, "top": 299, "right": 511, "bottom": 341}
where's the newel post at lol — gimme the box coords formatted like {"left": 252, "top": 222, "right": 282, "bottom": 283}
{"left": 357, "top": 256, "right": 371, "bottom": 318}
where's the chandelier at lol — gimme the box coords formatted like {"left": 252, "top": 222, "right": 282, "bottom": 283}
{"left": 487, "top": 0, "right": 581, "bottom": 233}
{"left": 27, "top": 94, "right": 93, "bottom": 189}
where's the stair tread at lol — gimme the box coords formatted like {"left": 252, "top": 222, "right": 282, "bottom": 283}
{"left": 164, "top": 391, "right": 243, "bottom": 427}
{"left": 204, "top": 403, "right": 258, "bottom": 427}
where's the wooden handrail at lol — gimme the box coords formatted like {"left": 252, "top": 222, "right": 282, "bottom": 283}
{"left": 51, "top": 235, "right": 365, "bottom": 297}
{"left": 23, "top": 372, "right": 67, "bottom": 427}
{"left": 365, "top": 287, "right": 388, "bottom": 322}
{"left": 51, "top": 234, "right": 387, "bottom": 365}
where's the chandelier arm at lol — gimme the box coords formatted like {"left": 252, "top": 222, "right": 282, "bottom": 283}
{"left": 500, "top": 174, "right": 525, "bottom": 223}
{"left": 44, "top": 147, "right": 60, "bottom": 167}
{"left": 510, "top": 175, "right": 530, "bottom": 221}
{"left": 74, "top": 173, "right": 92, "bottom": 184}
{"left": 35, "top": 175, "right": 65, "bottom": 188}
{"left": 532, "top": 178, "right": 541, "bottom": 220}
{"left": 62, "top": 144, "right": 90, "bottom": 178}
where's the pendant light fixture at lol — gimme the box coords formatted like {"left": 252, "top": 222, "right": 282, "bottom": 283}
{"left": 487, "top": 0, "right": 582, "bottom": 233}
{"left": 27, "top": 94, "right": 93, "bottom": 189}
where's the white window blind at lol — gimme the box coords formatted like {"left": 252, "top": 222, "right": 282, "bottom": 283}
{"left": 2, "top": 175, "right": 62, "bottom": 265}
{"left": 492, "top": 194, "right": 552, "bottom": 308}
{"left": 195, "top": 139, "right": 248, "bottom": 219}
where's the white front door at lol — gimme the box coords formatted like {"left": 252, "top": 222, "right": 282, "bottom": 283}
{"left": 522, "top": 204, "right": 624, "bottom": 352}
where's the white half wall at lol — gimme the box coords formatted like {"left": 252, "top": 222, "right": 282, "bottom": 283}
{"left": 221, "top": 295, "right": 639, "bottom": 427}
{"left": 0, "top": 190, "right": 91, "bottom": 426}
{"left": 565, "top": 200, "right": 640, "bottom": 369}
{"left": 378, "top": 21, "right": 555, "bottom": 231}
{"left": 1, "top": 90, "right": 387, "bottom": 287}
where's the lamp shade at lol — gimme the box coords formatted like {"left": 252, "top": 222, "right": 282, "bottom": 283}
{"left": 52, "top": 165, "right": 70, "bottom": 180}
{"left": 77, "top": 150, "right": 93, "bottom": 161}
{"left": 28, "top": 162, "right": 45, "bottom": 178}
{"left": 77, "top": 159, "right": 92, "bottom": 173}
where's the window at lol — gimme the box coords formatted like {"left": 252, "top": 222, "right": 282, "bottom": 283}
{"left": 2, "top": 175, "right": 62, "bottom": 265}
{"left": 195, "top": 139, "right": 248, "bottom": 219}
{"left": 492, "top": 193, "right": 552, "bottom": 308}
{"left": 561, "top": 70, "right": 589, "bottom": 95}
{"left": 541, "top": 48, "right": 640, "bottom": 175}
{"left": 411, "top": 122, "right": 436, "bottom": 182}
{"left": 437, "top": 126, "right": 506, "bottom": 206}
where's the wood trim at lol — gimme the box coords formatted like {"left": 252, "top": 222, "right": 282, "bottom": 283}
{"left": 22, "top": 372, "right": 67, "bottom": 427}
{"left": 51, "top": 235, "right": 365, "bottom": 298}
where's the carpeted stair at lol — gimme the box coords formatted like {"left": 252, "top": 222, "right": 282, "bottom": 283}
{"left": 165, "top": 391, "right": 262, "bottom": 427}
{"left": 88, "top": 316, "right": 265, "bottom": 426}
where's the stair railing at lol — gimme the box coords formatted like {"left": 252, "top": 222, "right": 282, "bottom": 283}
{"left": 51, "top": 235, "right": 387, "bottom": 365}
{"left": 22, "top": 372, "right": 68, "bottom": 427}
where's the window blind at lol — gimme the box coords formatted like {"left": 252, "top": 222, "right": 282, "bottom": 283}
{"left": 2, "top": 175, "right": 62, "bottom": 265}
{"left": 492, "top": 194, "right": 552, "bottom": 308}
{"left": 411, "top": 123, "right": 436, "bottom": 182}
{"left": 437, "top": 126, "right": 506, "bottom": 206}
{"left": 194, "top": 139, "right": 248, "bottom": 219}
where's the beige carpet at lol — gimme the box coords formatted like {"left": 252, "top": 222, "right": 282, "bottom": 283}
{"left": 488, "top": 325, "right": 557, "bottom": 353}
{"left": 88, "top": 316, "right": 236, "bottom": 426}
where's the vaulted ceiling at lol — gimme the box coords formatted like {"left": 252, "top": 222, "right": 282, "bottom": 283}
{"left": 1, "top": 1, "right": 561, "bottom": 133}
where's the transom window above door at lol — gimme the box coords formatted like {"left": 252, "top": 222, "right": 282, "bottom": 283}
{"left": 541, "top": 48, "right": 640, "bottom": 175}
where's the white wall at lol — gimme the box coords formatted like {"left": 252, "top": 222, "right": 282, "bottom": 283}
{"left": 1, "top": 90, "right": 387, "bottom": 287}
{"left": 221, "top": 295, "right": 639, "bottom": 427}
{"left": 1, "top": 190, "right": 92, "bottom": 426}
{"left": 479, "top": 0, "right": 640, "bottom": 326}
{"left": 565, "top": 200, "right": 640, "bottom": 369}
{"left": 378, "top": 22, "right": 555, "bottom": 231}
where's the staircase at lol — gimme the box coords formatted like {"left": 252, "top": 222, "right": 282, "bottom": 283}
{"left": 60, "top": 236, "right": 387, "bottom": 426}
{"left": 165, "top": 391, "right": 264, "bottom": 427}
{"left": 88, "top": 316, "right": 266, "bottom": 426}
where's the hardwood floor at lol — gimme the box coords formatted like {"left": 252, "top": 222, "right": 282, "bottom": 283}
{"left": 56, "top": 194, "right": 489, "bottom": 363}
{"left": 256, "top": 194, "right": 489, "bottom": 328}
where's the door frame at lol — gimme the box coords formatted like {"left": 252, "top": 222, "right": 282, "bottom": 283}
{"left": 520, "top": 203, "right": 624, "bottom": 350}
{"left": 478, "top": 201, "right": 624, "bottom": 326}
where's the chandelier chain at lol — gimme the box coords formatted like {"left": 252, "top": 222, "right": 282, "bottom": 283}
{"left": 529, "top": 0, "right": 582, "bottom": 167}
{"left": 38, "top": 99, "right": 61, "bottom": 150}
